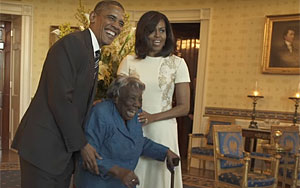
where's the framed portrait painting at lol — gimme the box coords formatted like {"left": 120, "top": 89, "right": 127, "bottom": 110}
{"left": 261, "top": 14, "right": 300, "bottom": 74}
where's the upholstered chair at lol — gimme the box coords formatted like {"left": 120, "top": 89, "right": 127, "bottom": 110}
{"left": 187, "top": 116, "right": 235, "bottom": 171}
{"left": 268, "top": 125, "right": 300, "bottom": 188}
{"left": 213, "top": 125, "right": 280, "bottom": 188}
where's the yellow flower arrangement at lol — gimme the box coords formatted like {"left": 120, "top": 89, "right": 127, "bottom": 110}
{"left": 74, "top": 0, "right": 90, "bottom": 31}
{"left": 51, "top": 23, "right": 75, "bottom": 39}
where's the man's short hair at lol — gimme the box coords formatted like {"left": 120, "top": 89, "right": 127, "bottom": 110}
{"left": 94, "top": 0, "right": 124, "bottom": 12}
{"left": 283, "top": 26, "right": 296, "bottom": 37}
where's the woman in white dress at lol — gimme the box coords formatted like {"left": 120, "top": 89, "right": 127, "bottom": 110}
{"left": 118, "top": 11, "right": 190, "bottom": 188}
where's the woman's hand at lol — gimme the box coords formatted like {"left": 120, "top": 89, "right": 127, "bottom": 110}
{"left": 166, "top": 149, "right": 180, "bottom": 173}
{"left": 138, "top": 111, "right": 154, "bottom": 125}
{"left": 137, "top": 83, "right": 190, "bottom": 124}
{"left": 109, "top": 166, "right": 140, "bottom": 188}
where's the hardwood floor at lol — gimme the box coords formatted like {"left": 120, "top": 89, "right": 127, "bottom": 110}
{"left": 0, "top": 149, "right": 214, "bottom": 174}
{"left": 181, "top": 159, "right": 214, "bottom": 179}
{"left": 0, "top": 149, "right": 215, "bottom": 188}
{"left": 181, "top": 159, "right": 215, "bottom": 187}
{"left": 0, "top": 149, "right": 19, "bottom": 164}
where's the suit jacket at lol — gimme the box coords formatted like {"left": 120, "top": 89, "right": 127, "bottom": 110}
{"left": 270, "top": 42, "right": 300, "bottom": 67}
{"left": 75, "top": 100, "right": 168, "bottom": 188}
{"left": 12, "top": 29, "right": 98, "bottom": 175}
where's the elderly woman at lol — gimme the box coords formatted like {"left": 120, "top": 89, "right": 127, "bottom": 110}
{"left": 75, "top": 75, "right": 179, "bottom": 188}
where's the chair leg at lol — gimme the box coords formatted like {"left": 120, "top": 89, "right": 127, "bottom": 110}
{"left": 187, "top": 134, "right": 192, "bottom": 172}
{"left": 291, "top": 155, "right": 299, "bottom": 188}
{"left": 187, "top": 156, "right": 191, "bottom": 171}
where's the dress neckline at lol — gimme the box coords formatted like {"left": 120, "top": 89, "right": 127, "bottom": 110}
{"left": 145, "top": 56, "right": 164, "bottom": 60}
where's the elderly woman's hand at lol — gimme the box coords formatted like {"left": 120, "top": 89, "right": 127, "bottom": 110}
{"left": 166, "top": 149, "right": 180, "bottom": 173}
{"left": 109, "top": 166, "right": 140, "bottom": 188}
{"left": 138, "top": 111, "right": 154, "bottom": 125}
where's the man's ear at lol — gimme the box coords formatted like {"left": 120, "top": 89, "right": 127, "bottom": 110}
{"left": 89, "top": 11, "right": 96, "bottom": 24}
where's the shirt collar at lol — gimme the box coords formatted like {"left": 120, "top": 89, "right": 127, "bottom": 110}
{"left": 88, "top": 28, "right": 100, "bottom": 56}
{"left": 285, "top": 40, "right": 292, "bottom": 47}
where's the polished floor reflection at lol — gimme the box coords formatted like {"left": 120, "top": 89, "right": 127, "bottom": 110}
{"left": 0, "top": 149, "right": 19, "bottom": 164}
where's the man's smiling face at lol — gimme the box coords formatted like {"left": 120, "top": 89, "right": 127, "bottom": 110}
{"left": 90, "top": 4, "right": 125, "bottom": 47}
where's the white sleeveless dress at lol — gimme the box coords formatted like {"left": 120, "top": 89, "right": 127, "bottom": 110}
{"left": 118, "top": 55, "right": 190, "bottom": 188}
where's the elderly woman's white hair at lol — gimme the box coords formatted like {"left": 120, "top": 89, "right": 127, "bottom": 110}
{"left": 107, "top": 74, "right": 145, "bottom": 100}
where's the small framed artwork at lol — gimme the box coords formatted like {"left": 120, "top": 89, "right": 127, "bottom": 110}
{"left": 0, "top": 28, "right": 4, "bottom": 50}
{"left": 261, "top": 14, "right": 300, "bottom": 74}
{"left": 49, "top": 25, "right": 79, "bottom": 47}
{"left": 49, "top": 26, "right": 60, "bottom": 47}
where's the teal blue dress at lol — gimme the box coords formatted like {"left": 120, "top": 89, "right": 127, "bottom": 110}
{"left": 75, "top": 100, "right": 168, "bottom": 188}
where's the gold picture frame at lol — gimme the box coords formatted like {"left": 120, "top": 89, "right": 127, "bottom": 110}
{"left": 261, "top": 14, "right": 300, "bottom": 74}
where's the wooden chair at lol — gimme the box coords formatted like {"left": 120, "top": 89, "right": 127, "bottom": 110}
{"left": 268, "top": 125, "right": 300, "bottom": 188}
{"left": 187, "top": 116, "right": 235, "bottom": 171}
{"left": 213, "top": 125, "right": 280, "bottom": 188}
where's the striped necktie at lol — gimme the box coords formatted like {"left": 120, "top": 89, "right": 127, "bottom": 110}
{"left": 94, "top": 50, "right": 100, "bottom": 79}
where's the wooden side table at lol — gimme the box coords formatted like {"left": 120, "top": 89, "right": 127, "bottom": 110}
{"left": 262, "top": 144, "right": 291, "bottom": 188}
{"left": 242, "top": 128, "right": 271, "bottom": 170}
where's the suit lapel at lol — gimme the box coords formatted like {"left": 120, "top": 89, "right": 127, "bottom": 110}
{"left": 82, "top": 29, "right": 98, "bottom": 128}
{"left": 83, "top": 29, "right": 95, "bottom": 83}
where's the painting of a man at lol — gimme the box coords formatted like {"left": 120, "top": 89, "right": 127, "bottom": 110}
{"left": 270, "top": 26, "right": 300, "bottom": 68}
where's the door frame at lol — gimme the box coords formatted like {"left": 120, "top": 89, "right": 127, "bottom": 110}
{"left": 127, "top": 9, "right": 210, "bottom": 133}
{"left": 1, "top": 21, "right": 11, "bottom": 150}
{"left": 0, "top": 1, "right": 33, "bottom": 146}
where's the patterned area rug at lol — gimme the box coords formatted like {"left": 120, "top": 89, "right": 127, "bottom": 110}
{"left": 0, "top": 162, "right": 21, "bottom": 188}
{"left": 0, "top": 170, "right": 21, "bottom": 188}
{"left": 183, "top": 174, "right": 215, "bottom": 188}
{"left": 0, "top": 162, "right": 20, "bottom": 170}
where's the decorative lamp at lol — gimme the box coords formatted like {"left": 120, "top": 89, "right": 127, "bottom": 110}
{"left": 289, "top": 92, "right": 300, "bottom": 126}
{"left": 247, "top": 81, "right": 264, "bottom": 128}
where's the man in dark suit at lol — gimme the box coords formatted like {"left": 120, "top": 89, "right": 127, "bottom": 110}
{"left": 11, "top": 1, "right": 125, "bottom": 187}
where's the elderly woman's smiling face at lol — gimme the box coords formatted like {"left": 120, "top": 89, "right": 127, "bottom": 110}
{"left": 116, "top": 86, "right": 143, "bottom": 121}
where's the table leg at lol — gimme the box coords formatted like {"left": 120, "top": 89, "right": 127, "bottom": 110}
{"left": 245, "top": 137, "right": 252, "bottom": 152}
{"left": 282, "top": 152, "right": 288, "bottom": 188}
{"left": 250, "top": 138, "right": 257, "bottom": 170}
{"left": 244, "top": 137, "right": 257, "bottom": 171}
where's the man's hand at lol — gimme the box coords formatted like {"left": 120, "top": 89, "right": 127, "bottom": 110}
{"left": 80, "top": 143, "right": 102, "bottom": 175}
{"left": 92, "top": 99, "right": 102, "bottom": 106}
{"left": 166, "top": 149, "right": 180, "bottom": 173}
{"left": 109, "top": 166, "right": 140, "bottom": 188}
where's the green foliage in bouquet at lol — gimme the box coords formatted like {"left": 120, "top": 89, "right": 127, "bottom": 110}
{"left": 74, "top": 0, "right": 90, "bottom": 31}
{"left": 58, "top": 23, "right": 75, "bottom": 38}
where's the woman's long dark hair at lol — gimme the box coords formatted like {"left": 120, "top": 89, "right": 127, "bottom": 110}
{"left": 135, "top": 11, "right": 175, "bottom": 59}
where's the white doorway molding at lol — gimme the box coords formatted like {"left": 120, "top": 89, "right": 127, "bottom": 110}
{"left": 0, "top": 2, "right": 33, "bottom": 128}
{"left": 127, "top": 9, "right": 210, "bottom": 133}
